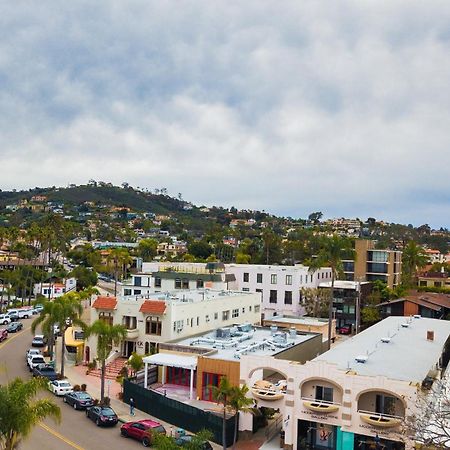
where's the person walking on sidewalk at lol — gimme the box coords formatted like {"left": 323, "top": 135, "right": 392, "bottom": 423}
{"left": 130, "top": 397, "right": 135, "bottom": 416}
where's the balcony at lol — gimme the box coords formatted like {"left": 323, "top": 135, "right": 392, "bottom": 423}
{"left": 251, "top": 379, "right": 287, "bottom": 401}
{"left": 302, "top": 398, "right": 340, "bottom": 414}
{"left": 358, "top": 410, "right": 402, "bottom": 428}
{"left": 126, "top": 328, "right": 139, "bottom": 339}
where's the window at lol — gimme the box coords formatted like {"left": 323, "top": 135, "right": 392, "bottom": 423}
{"left": 134, "top": 289, "right": 141, "bottom": 295}
{"left": 255, "top": 305, "right": 260, "bottom": 313}
{"left": 206, "top": 315, "right": 210, "bottom": 323}
{"left": 99, "top": 312, "right": 113, "bottom": 325}
{"left": 175, "top": 278, "right": 181, "bottom": 289}
{"left": 243, "top": 272, "right": 249, "bottom": 282}
{"left": 196, "top": 316, "right": 200, "bottom": 326}
{"left": 196, "top": 279, "right": 204, "bottom": 288}
{"left": 214, "top": 312, "right": 218, "bottom": 320}
{"left": 299, "top": 275, "right": 302, "bottom": 284}
{"left": 256, "top": 273, "right": 263, "bottom": 283}
{"left": 145, "top": 316, "right": 162, "bottom": 335}
{"left": 134, "top": 276, "right": 142, "bottom": 287}
{"left": 284, "top": 291, "right": 292, "bottom": 304}
{"left": 249, "top": 306, "right": 252, "bottom": 311}
{"left": 123, "top": 316, "right": 137, "bottom": 329}
{"left": 232, "top": 309, "right": 239, "bottom": 318}
{"left": 182, "top": 278, "right": 189, "bottom": 289}
{"left": 242, "top": 288, "right": 250, "bottom": 292}
{"left": 222, "top": 310, "right": 230, "bottom": 321}
{"left": 242, "top": 307, "right": 245, "bottom": 313}
{"left": 154, "top": 277, "right": 161, "bottom": 288}
{"left": 285, "top": 275, "right": 292, "bottom": 285}
{"left": 270, "top": 274, "right": 277, "bottom": 284}
{"left": 124, "top": 289, "right": 132, "bottom": 296}
{"left": 269, "top": 290, "right": 277, "bottom": 303}
{"left": 376, "top": 394, "right": 396, "bottom": 415}
{"left": 316, "top": 386, "right": 333, "bottom": 403}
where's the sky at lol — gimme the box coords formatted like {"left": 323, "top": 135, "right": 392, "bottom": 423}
{"left": 1, "top": 1, "right": 450, "bottom": 228}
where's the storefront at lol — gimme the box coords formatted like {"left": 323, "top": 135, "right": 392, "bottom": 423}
{"left": 166, "top": 366, "right": 196, "bottom": 387}
{"left": 354, "top": 433, "right": 405, "bottom": 450}
{"left": 297, "top": 420, "right": 336, "bottom": 450}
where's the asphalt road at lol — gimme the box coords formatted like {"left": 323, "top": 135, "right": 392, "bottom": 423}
{"left": 0, "top": 318, "right": 142, "bottom": 450}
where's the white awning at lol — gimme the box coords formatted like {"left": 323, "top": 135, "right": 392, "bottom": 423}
{"left": 143, "top": 353, "right": 197, "bottom": 370}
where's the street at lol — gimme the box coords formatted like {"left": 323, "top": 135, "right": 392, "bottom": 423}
{"left": 0, "top": 318, "right": 142, "bottom": 450}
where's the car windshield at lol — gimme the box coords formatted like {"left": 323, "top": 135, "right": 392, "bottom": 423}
{"left": 153, "top": 426, "right": 166, "bottom": 434}
{"left": 78, "top": 393, "right": 92, "bottom": 400}
{"left": 60, "top": 382, "right": 71, "bottom": 388}
{"left": 101, "top": 408, "right": 116, "bottom": 416}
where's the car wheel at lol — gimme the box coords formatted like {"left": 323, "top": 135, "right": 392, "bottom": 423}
{"left": 142, "top": 437, "right": 151, "bottom": 447}
{"left": 121, "top": 429, "right": 128, "bottom": 438}
{"left": 85, "top": 410, "right": 90, "bottom": 417}
{"left": 73, "top": 403, "right": 77, "bottom": 410}
{"left": 96, "top": 419, "right": 101, "bottom": 427}
{"left": 63, "top": 397, "right": 67, "bottom": 403}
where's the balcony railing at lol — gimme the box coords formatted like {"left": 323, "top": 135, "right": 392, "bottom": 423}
{"left": 358, "top": 409, "right": 403, "bottom": 428}
{"left": 126, "top": 328, "right": 139, "bottom": 339}
{"left": 251, "top": 380, "right": 287, "bottom": 401}
{"left": 302, "top": 397, "right": 341, "bottom": 413}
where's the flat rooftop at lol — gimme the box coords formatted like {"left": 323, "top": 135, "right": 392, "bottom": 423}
{"left": 121, "top": 289, "right": 257, "bottom": 304}
{"left": 314, "top": 316, "right": 450, "bottom": 383}
{"left": 265, "top": 316, "right": 329, "bottom": 327}
{"left": 174, "top": 324, "right": 317, "bottom": 361}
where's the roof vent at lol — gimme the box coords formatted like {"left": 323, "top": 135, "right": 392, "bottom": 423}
{"left": 401, "top": 323, "right": 409, "bottom": 328}
{"left": 355, "top": 355, "right": 368, "bottom": 364}
{"left": 381, "top": 337, "right": 391, "bottom": 343}
{"left": 414, "top": 315, "right": 421, "bottom": 319}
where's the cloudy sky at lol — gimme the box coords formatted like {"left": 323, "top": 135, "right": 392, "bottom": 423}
{"left": 1, "top": 1, "right": 450, "bottom": 227}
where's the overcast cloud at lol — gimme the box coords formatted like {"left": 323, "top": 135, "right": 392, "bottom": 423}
{"left": 1, "top": 1, "right": 449, "bottom": 227}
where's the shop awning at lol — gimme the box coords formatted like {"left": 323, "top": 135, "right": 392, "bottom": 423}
{"left": 143, "top": 353, "right": 197, "bottom": 370}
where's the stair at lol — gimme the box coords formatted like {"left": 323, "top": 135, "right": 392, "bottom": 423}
{"left": 89, "top": 357, "right": 128, "bottom": 380}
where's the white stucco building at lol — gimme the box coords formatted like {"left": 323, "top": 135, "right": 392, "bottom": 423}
{"left": 238, "top": 316, "right": 450, "bottom": 450}
{"left": 89, "top": 289, "right": 261, "bottom": 358}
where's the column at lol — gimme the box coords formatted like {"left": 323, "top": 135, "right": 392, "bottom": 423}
{"left": 144, "top": 362, "right": 148, "bottom": 388}
{"left": 161, "top": 365, "right": 165, "bottom": 384}
{"left": 189, "top": 368, "right": 194, "bottom": 400}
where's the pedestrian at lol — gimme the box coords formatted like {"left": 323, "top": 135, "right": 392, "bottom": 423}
{"left": 130, "top": 397, "right": 135, "bottom": 416}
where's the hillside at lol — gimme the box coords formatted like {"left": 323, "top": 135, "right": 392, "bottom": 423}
{"left": 0, "top": 184, "right": 188, "bottom": 215}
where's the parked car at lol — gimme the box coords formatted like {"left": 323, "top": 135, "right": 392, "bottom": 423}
{"left": 120, "top": 419, "right": 166, "bottom": 447}
{"left": 53, "top": 324, "right": 61, "bottom": 336}
{"left": 34, "top": 304, "right": 44, "bottom": 313}
{"left": 28, "top": 354, "right": 46, "bottom": 370}
{"left": 48, "top": 379, "right": 74, "bottom": 396}
{"left": 0, "top": 329, "right": 8, "bottom": 342}
{"left": 63, "top": 391, "right": 94, "bottom": 410}
{"left": 338, "top": 325, "right": 352, "bottom": 335}
{"left": 26, "top": 348, "right": 41, "bottom": 359}
{"left": 86, "top": 406, "right": 118, "bottom": 427}
{"left": 0, "top": 315, "right": 11, "bottom": 325}
{"left": 31, "top": 335, "right": 46, "bottom": 347}
{"left": 32, "top": 363, "right": 58, "bottom": 381}
{"left": 7, "top": 321, "right": 23, "bottom": 333}
{"left": 7, "top": 308, "right": 32, "bottom": 319}
{"left": 175, "top": 435, "right": 213, "bottom": 450}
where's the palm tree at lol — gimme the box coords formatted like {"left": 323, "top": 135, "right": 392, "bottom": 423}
{"left": 31, "top": 300, "right": 58, "bottom": 362}
{"left": 308, "top": 235, "right": 355, "bottom": 350}
{"left": 107, "top": 248, "right": 132, "bottom": 296}
{"left": 0, "top": 377, "right": 60, "bottom": 450}
{"left": 229, "top": 385, "right": 254, "bottom": 450}
{"left": 79, "top": 286, "right": 100, "bottom": 306}
{"left": 52, "top": 293, "right": 85, "bottom": 378}
{"left": 85, "top": 320, "right": 127, "bottom": 402}
{"left": 402, "top": 241, "right": 428, "bottom": 287}
{"left": 212, "top": 376, "right": 234, "bottom": 450}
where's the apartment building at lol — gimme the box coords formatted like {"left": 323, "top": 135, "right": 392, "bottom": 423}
{"left": 239, "top": 316, "right": 450, "bottom": 450}
{"left": 226, "top": 264, "right": 332, "bottom": 318}
{"left": 342, "top": 240, "right": 402, "bottom": 289}
{"left": 89, "top": 289, "right": 261, "bottom": 358}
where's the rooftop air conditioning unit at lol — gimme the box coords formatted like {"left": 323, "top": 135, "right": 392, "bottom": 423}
{"left": 401, "top": 323, "right": 409, "bottom": 328}
{"left": 355, "top": 355, "right": 368, "bottom": 363}
{"left": 381, "top": 337, "right": 391, "bottom": 343}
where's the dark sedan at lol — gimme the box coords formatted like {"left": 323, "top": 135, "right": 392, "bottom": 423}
{"left": 7, "top": 321, "right": 23, "bottom": 333}
{"left": 86, "top": 406, "right": 118, "bottom": 427}
{"left": 63, "top": 391, "right": 94, "bottom": 410}
{"left": 175, "top": 435, "right": 213, "bottom": 450}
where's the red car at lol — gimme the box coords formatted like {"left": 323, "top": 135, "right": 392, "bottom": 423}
{"left": 120, "top": 419, "right": 166, "bottom": 447}
{"left": 0, "top": 329, "right": 8, "bottom": 342}
{"left": 338, "top": 325, "right": 352, "bottom": 335}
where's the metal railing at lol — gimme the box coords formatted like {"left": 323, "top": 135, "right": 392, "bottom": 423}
{"left": 357, "top": 409, "right": 404, "bottom": 420}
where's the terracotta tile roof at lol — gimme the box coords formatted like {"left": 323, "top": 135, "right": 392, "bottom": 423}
{"left": 139, "top": 300, "right": 166, "bottom": 315}
{"left": 92, "top": 296, "right": 117, "bottom": 310}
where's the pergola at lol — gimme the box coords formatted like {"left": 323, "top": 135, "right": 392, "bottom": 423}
{"left": 142, "top": 353, "right": 198, "bottom": 400}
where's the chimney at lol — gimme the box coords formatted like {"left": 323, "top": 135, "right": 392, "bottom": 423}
{"left": 427, "top": 330, "right": 435, "bottom": 341}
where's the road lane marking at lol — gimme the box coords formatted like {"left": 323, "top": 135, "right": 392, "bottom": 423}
{"left": 39, "top": 423, "right": 86, "bottom": 450}
{"left": 0, "top": 324, "right": 32, "bottom": 350}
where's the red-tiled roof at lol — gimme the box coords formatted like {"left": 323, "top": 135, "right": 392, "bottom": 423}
{"left": 139, "top": 300, "right": 166, "bottom": 315}
{"left": 92, "top": 296, "right": 117, "bottom": 310}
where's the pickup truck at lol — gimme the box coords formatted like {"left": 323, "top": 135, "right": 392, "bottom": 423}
{"left": 7, "top": 308, "right": 32, "bottom": 319}
{"left": 32, "top": 363, "right": 58, "bottom": 381}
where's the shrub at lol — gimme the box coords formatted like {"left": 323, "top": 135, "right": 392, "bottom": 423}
{"left": 100, "top": 397, "right": 110, "bottom": 407}
{"left": 73, "top": 384, "right": 81, "bottom": 391}
{"left": 81, "top": 384, "right": 87, "bottom": 392}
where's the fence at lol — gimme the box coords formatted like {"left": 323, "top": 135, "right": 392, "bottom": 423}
{"left": 124, "top": 379, "right": 237, "bottom": 447}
